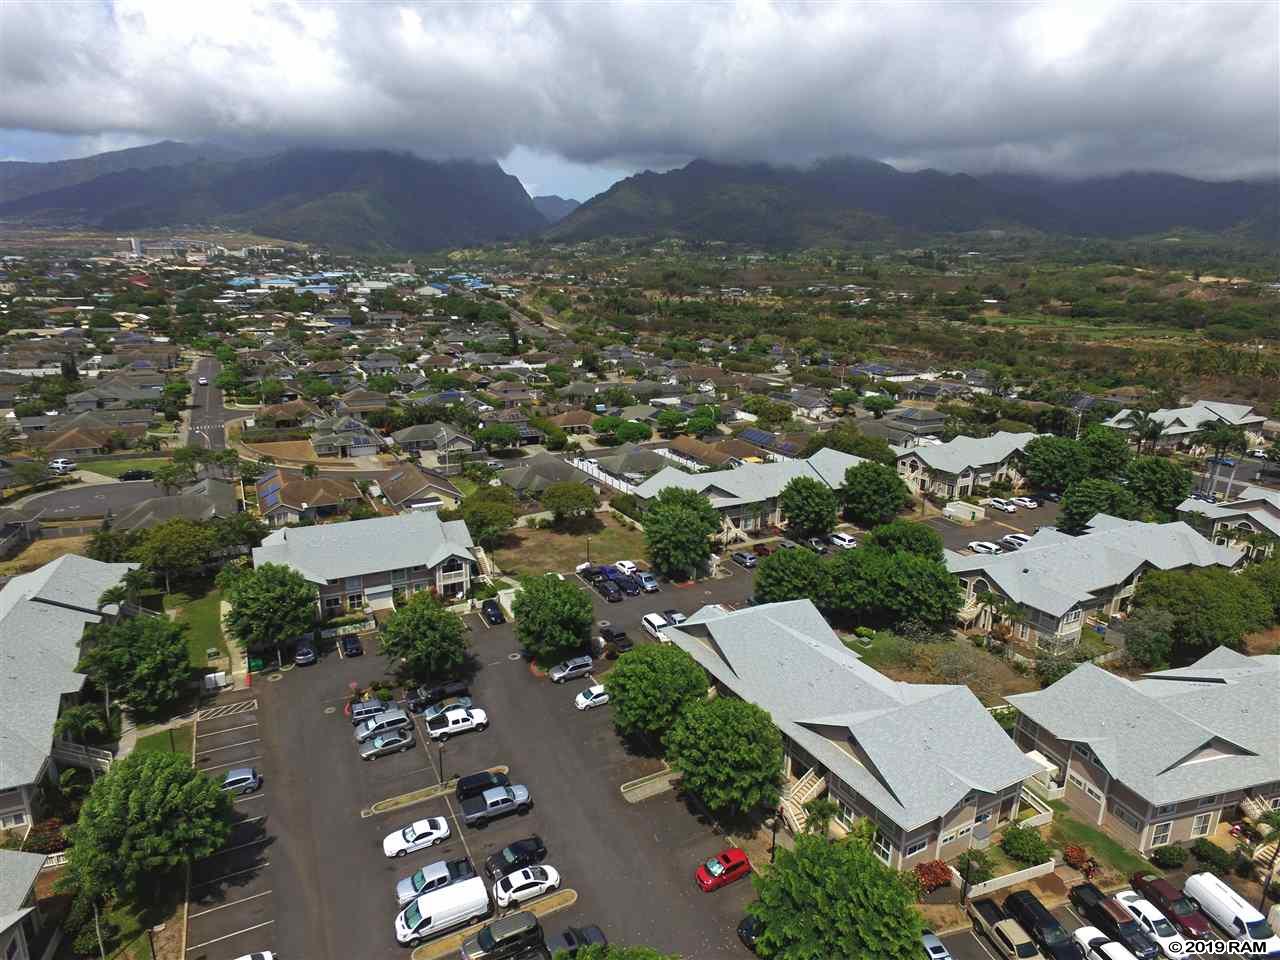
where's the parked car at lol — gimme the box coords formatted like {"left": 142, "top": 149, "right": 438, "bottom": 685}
{"left": 921, "top": 930, "right": 952, "bottom": 960}
{"left": 641, "top": 612, "right": 670, "bottom": 640}
{"left": 119, "top": 468, "right": 154, "bottom": 481}
{"left": 1250, "top": 448, "right": 1268, "bottom": 459}
{"left": 293, "top": 639, "right": 318, "bottom": 665}
{"left": 396, "top": 857, "right": 477, "bottom": 906}
{"left": 662, "top": 609, "right": 687, "bottom": 626}
{"left": 1070, "top": 883, "right": 1160, "bottom": 960}
{"left": 480, "top": 599, "right": 505, "bottom": 624}
{"left": 484, "top": 836, "right": 546, "bottom": 880}
{"left": 493, "top": 864, "right": 560, "bottom": 907}
{"left": 1206, "top": 455, "right": 1236, "bottom": 467}
{"left": 578, "top": 564, "right": 607, "bottom": 584}
{"left": 695, "top": 847, "right": 752, "bottom": 892}
{"left": 751, "top": 543, "right": 774, "bottom": 558}
{"left": 1043, "top": 491, "right": 1062, "bottom": 502}
{"left": 805, "top": 537, "right": 829, "bottom": 554}
{"left": 967, "top": 897, "right": 1038, "bottom": 959}
{"left": 461, "top": 785, "right": 531, "bottom": 828}
{"left": 1003, "top": 890, "right": 1082, "bottom": 960}
{"left": 636, "top": 571, "right": 659, "bottom": 593}
{"left": 968, "top": 541, "right": 1003, "bottom": 554}
{"left": 420, "top": 695, "right": 473, "bottom": 722}
{"left": 545, "top": 925, "right": 607, "bottom": 958}
{"left": 595, "top": 579, "right": 623, "bottom": 602}
{"left": 601, "top": 564, "right": 627, "bottom": 583}
{"left": 408, "top": 681, "right": 468, "bottom": 713}
{"left": 550, "top": 655, "right": 594, "bottom": 683}
{"left": 459, "top": 911, "right": 543, "bottom": 960}
{"left": 1011, "top": 497, "right": 1039, "bottom": 509}
{"left": 425, "top": 707, "right": 488, "bottom": 741}
{"left": 615, "top": 574, "right": 641, "bottom": 597}
{"left": 456, "top": 771, "right": 510, "bottom": 803}
{"left": 355, "top": 707, "right": 412, "bottom": 743}
{"left": 359, "top": 727, "right": 416, "bottom": 760}
{"left": 1182, "top": 872, "right": 1280, "bottom": 954}
{"left": 614, "top": 560, "right": 638, "bottom": 575}
{"left": 829, "top": 532, "right": 858, "bottom": 549}
{"left": 350, "top": 697, "right": 390, "bottom": 727}
{"left": 575, "top": 684, "right": 610, "bottom": 710}
{"left": 602, "top": 628, "right": 633, "bottom": 659}
{"left": 1001, "top": 533, "right": 1031, "bottom": 550}
{"left": 987, "top": 497, "right": 1018, "bottom": 513}
{"left": 197, "top": 376, "right": 209, "bottom": 385}
{"left": 46, "top": 458, "right": 77, "bottom": 475}
{"left": 1071, "top": 926, "right": 1120, "bottom": 960}
{"left": 394, "top": 876, "right": 490, "bottom": 948}
{"left": 1115, "top": 891, "right": 1188, "bottom": 958}
{"left": 339, "top": 634, "right": 363, "bottom": 657}
{"left": 778, "top": 539, "right": 799, "bottom": 550}
{"left": 731, "top": 551, "right": 757, "bottom": 568}
{"left": 1129, "top": 874, "right": 1211, "bottom": 939}
{"left": 383, "top": 817, "right": 450, "bottom": 857}
{"left": 738, "top": 914, "right": 764, "bottom": 953}
{"left": 221, "top": 767, "right": 263, "bottom": 795}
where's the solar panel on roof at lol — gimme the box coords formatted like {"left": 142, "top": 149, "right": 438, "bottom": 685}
{"left": 262, "top": 492, "right": 279, "bottom": 507}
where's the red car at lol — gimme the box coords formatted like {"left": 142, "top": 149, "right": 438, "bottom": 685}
{"left": 696, "top": 847, "right": 752, "bottom": 892}
{"left": 1130, "top": 873, "right": 1212, "bottom": 938}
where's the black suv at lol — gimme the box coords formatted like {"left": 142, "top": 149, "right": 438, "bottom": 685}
{"left": 408, "top": 680, "right": 469, "bottom": 713}
{"left": 1003, "top": 891, "right": 1082, "bottom": 960}
{"left": 595, "top": 579, "right": 622, "bottom": 602}
{"left": 600, "top": 626, "right": 633, "bottom": 659}
{"left": 615, "top": 574, "right": 641, "bottom": 597}
{"left": 484, "top": 835, "right": 547, "bottom": 880}
{"left": 456, "top": 770, "right": 510, "bottom": 803}
{"left": 480, "top": 598, "right": 504, "bottom": 624}
{"left": 119, "top": 468, "right": 154, "bottom": 481}
{"left": 1070, "top": 883, "right": 1159, "bottom": 960}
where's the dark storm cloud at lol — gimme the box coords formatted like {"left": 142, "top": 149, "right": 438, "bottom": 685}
{"left": 0, "top": 0, "right": 1275, "bottom": 180}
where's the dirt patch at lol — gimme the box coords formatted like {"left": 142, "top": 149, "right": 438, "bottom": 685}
{"left": 1244, "top": 628, "right": 1280, "bottom": 656}
{"left": 0, "top": 535, "right": 93, "bottom": 576}
{"left": 491, "top": 514, "right": 647, "bottom": 577}
{"left": 242, "top": 439, "right": 320, "bottom": 461}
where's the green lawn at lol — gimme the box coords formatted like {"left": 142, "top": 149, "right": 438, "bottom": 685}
{"left": 452, "top": 476, "right": 480, "bottom": 499}
{"left": 164, "top": 581, "right": 227, "bottom": 667}
{"left": 80, "top": 457, "right": 170, "bottom": 479}
{"left": 1049, "top": 800, "right": 1157, "bottom": 877}
{"left": 134, "top": 725, "right": 193, "bottom": 757}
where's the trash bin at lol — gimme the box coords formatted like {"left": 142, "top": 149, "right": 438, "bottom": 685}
{"left": 248, "top": 657, "right": 266, "bottom": 672}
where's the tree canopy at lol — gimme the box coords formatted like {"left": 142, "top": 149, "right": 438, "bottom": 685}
{"left": 1124, "top": 456, "right": 1193, "bottom": 520}
{"left": 380, "top": 593, "right": 468, "bottom": 682}
{"left": 665, "top": 697, "right": 782, "bottom": 817}
{"left": 542, "top": 481, "right": 599, "bottom": 526}
{"left": 754, "top": 548, "right": 832, "bottom": 605}
{"left": 80, "top": 616, "right": 190, "bottom": 716}
{"left": 129, "top": 517, "right": 215, "bottom": 591}
{"left": 1135, "top": 566, "right": 1270, "bottom": 658}
{"left": 644, "top": 487, "right": 720, "bottom": 580}
{"left": 864, "top": 519, "right": 944, "bottom": 562}
{"left": 221, "top": 562, "right": 317, "bottom": 653}
{"left": 779, "top": 477, "right": 839, "bottom": 539}
{"left": 1057, "top": 478, "right": 1140, "bottom": 535}
{"left": 512, "top": 574, "right": 594, "bottom": 663}
{"left": 842, "top": 462, "right": 911, "bottom": 527}
{"left": 603, "top": 644, "right": 708, "bottom": 743}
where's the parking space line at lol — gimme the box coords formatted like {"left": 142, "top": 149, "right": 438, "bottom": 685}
{"left": 197, "top": 721, "right": 257, "bottom": 737}
{"left": 969, "top": 930, "right": 999, "bottom": 960}
{"left": 186, "top": 919, "right": 274, "bottom": 951}
{"left": 199, "top": 754, "right": 261, "bottom": 771}
{"left": 207, "top": 836, "right": 269, "bottom": 858}
{"left": 442, "top": 797, "right": 474, "bottom": 865}
{"left": 195, "top": 737, "right": 261, "bottom": 755}
{"left": 232, "top": 793, "right": 266, "bottom": 803}
{"left": 192, "top": 862, "right": 270, "bottom": 887}
{"left": 189, "top": 889, "right": 273, "bottom": 919}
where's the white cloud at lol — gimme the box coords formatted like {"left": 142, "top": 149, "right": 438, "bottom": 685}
{"left": 0, "top": 0, "right": 1275, "bottom": 181}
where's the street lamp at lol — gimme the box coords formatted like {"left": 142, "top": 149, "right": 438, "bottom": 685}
{"left": 437, "top": 740, "right": 446, "bottom": 783}
{"left": 767, "top": 808, "right": 782, "bottom": 864}
{"left": 586, "top": 536, "right": 591, "bottom": 564}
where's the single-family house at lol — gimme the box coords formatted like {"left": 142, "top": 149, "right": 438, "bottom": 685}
{"left": 255, "top": 470, "right": 364, "bottom": 526}
{"left": 310, "top": 416, "right": 381, "bottom": 458}
{"left": 110, "top": 478, "right": 240, "bottom": 532}
{"left": 373, "top": 465, "right": 462, "bottom": 512}
{"left": 334, "top": 388, "right": 389, "bottom": 421}
{"left": 391, "top": 422, "right": 478, "bottom": 455}
{"left": 547, "top": 410, "right": 595, "bottom": 435}
{"left": 500, "top": 454, "right": 594, "bottom": 498}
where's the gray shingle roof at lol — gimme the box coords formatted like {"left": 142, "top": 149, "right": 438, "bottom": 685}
{"left": 896, "top": 431, "right": 1037, "bottom": 476}
{"left": 0, "top": 850, "right": 46, "bottom": 917}
{"left": 666, "top": 600, "right": 1039, "bottom": 832}
{"left": 1177, "top": 486, "right": 1280, "bottom": 539}
{"left": 1104, "top": 401, "right": 1265, "bottom": 436}
{"left": 252, "top": 512, "right": 475, "bottom": 583}
{"left": 634, "top": 448, "right": 865, "bottom": 506}
{"left": 1007, "top": 650, "right": 1279, "bottom": 805}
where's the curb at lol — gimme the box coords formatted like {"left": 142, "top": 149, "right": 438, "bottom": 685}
{"left": 409, "top": 888, "right": 578, "bottom": 960}
{"left": 363, "top": 765, "right": 511, "bottom": 818}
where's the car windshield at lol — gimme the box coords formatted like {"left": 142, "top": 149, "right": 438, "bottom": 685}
{"left": 1151, "top": 917, "right": 1176, "bottom": 937}
{"left": 704, "top": 858, "right": 725, "bottom": 877}
{"left": 1168, "top": 899, "right": 1196, "bottom": 918}
{"left": 373, "top": 736, "right": 389, "bottom": 748}
{"left": 529, "top": 867, "right": 546, "bottom": 881}
{"left": 402, "top": 825, "right": 418, "bottom": 842}
{"left": 501, "top": 846, "right": 520, "bottom": 864}
{"left": 1247, "top": 919, "right": 1275, "bottom": 940}
{"left": 476, "top": 928, "right": 496, "bottom": 951}
{"left": 412, "top": 869, "right": 427, "bottom": 892}
{"left": 403, "top": 901, "right": 423, "bottom": 929}
{"left": 928, "top": 947, "right": 947, "bottom": 958}
{"left": 1042, "top": 927, "right": 1070, "bottom": 945}
{"left": 1015, "top": 943, "right": 1038, "bottom": 959}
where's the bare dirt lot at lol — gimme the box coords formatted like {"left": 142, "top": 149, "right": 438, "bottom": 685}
{"left": 0, "top": 535, "right": 93, "bottom": 576}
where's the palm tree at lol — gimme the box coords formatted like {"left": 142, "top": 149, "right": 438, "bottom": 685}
{"left": 802, "top": 797, "right": 840, "bottom": 839}
{"left": 54, "top": 704, "right": 108, "bottom": 743}
{"left": 1124, "top": 410, "right": 1154, "bottom": 455}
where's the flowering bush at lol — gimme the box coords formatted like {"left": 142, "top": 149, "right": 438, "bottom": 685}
{"left": 24, "top": 818, "right": 67, "bottom": 853}
{"left": 914, "top": 859, "right": 953, "bottom": 893}
{"left": 1064, "top": 844, "right": 1090, "bottom": 870}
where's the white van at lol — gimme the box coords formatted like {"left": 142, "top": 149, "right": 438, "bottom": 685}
{"left": 1183, "top": 872, "right": 1280, "bottom": 955}
{"left": 394, "top": 875, "right": 489, "bottom": 947}
{"left": 641, "top": 613, "right": 670, "bottom": 641}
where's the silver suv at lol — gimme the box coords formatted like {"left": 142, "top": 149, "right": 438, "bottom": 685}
{"left": 549, "top": 655, "right": 593, "bottom": 684}
{"left": 222, "top": 767, "right": 262, "bottom": 795}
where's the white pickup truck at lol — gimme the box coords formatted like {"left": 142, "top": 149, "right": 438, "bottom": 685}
{"left": 425, "top": 707, "right": 488, "bottom": 741}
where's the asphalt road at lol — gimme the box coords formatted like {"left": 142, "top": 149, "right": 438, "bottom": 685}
{"left": 18, "top": 479, "right": 163, "bottom": 520}
{"left": 189, "top": 356, "right": 237, "bottom": 451}
{"left": 249, "top": 569, "right": 760, "bottom": 960}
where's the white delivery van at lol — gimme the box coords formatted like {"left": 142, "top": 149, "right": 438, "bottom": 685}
{"left": 393, "top": 875, "right": 489, "bottom": 947}
{"left": 1183, "top": 872, "right": 1280, "bottom": 956}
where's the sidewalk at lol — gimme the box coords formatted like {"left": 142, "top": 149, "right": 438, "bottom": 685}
{"left": 220, "top": 599, "right": 250, "bottom": 688}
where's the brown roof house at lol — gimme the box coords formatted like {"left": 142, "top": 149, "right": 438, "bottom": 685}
{"left": 255, "top": 469, "right": 364, "bottom": 526}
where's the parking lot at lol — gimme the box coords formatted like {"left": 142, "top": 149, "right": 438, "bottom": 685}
{"left": 243, "top": 566, "right": 759, "bottom": 960}
{"left": 187, "top": 695, "right": 277, "bottom": 960}
{"left": 924, "top": 499, "right": 1063, "bottom": 554}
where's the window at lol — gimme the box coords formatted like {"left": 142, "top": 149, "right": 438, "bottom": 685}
{"left": 1067, "top": 772, "right": 1086, "bottom": 790}
{"left": 391, "top": 568, "right": 407, "bottom": 583}
{"left": 1062, "top": 608, "right": 1082, "bottom": 625}
{"left": 872, "top": 829, "right": 893, "bottom": 864}
{"left": 905, "top": 838, "right": 929, "bottom": 858}
{"left": 325, "top": 596, "right": 342, "bottom": 611}
{"left": 1151, "top": 822, "right": 1172, "bottom": 847}
{"left": 346, "top": 593, "right": 364, "bottom": 610}
{"left": 344, "top": 576, "right": 362, "bottom": 591}
{"left": 1085, "top": 784, "right": 1103, "bottom": 802}
{"left": 1197, "top": 794, "right": 1217, "bottom": 808}
{"left": 1270, "top": 797, "right": 1280, "bottom": 811}
{"left": 940, "top": 830, "right": 957, "bottom": 845}
{"left": 1112, "top": 801, "right": 1142, "bottom": 831}
{"left": 0, "top": 811, "right": 26, "bottom": 828}
{"left": 1154, "top": 803, "right": 1177, "bottom": 816}
{"left": 835, "top": 799, "right": 855, "bottom": 829}
{"left": 1191, "top": 812, "right": 1213, "bottom": 838}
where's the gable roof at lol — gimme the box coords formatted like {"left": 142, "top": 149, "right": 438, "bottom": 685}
{"left": 635, "top": 448, "right": 865, "bottom": 506}
{"left": 1104, "top": 401, "right": 1265, "bottom": 436}
{"left": 666, "top": 600, "right": 1039, "bottom": 831}
{"left": 1177, "top": 485, "right": 1280, "bottom": 539}
{"left": 499, "top": 454, "right": 590, "bottom": 493}
{"left": 897, "top": 431, "right": 1038, "bottom": 476}
{"left": 1007, "top": 651, "right": 1280, "bottom": 804}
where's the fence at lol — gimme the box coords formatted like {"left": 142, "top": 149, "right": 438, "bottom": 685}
{"left": 36, "top": 523, "right": 100, "bottom": 539}
{"left": 567, "top": 457, "right": 638, "bottom": 495}
{"left": 951, "top": 858, "right": 1058, "bottom": 899}
{"left": 39, "top": 851, "right": 68, "bottom": 871}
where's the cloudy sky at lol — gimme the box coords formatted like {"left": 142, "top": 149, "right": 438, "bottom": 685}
{"left": 1, "top": 1, "right": 1275, "bottom": 200}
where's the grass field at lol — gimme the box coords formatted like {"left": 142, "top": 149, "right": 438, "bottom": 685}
{"left": 164, "top": 580, "right": 227, "bottom": 667}
{"left": 134, "top": 724, "right": 194, "bottom": 757}
{"left": 0, "top": 535, "right": 93, "bottom": 576}
{"left": 452, "top": 476, "right": 480, "bottom": 498}
{"left": 1049, "top": 800, "right": 1156, "bottom": 877}
{"left": 80, "top": 457, "right": 170, "bottom": 479}
{"left": 491, "top": 515, "right": 646, "bottom": 576}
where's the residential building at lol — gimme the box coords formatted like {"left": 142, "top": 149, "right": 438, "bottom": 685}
{"left": 255, "top": 399, "right": 324, "bottom": 429}
{"left": 334, "top": 388, "right": 389, "bottom": 420}
{"left": 391, "top": 422, "right": 478, "bottom": 454}
{"left": 896, "top": 431, "right": 1037, "bottom": 498}
{"left": 1103, "top": 401, "right": 1267, "bottom": 449}
{"left": 1007, "top": 648, "right": 1280, "bottom": 855}
{"left": 665, "top": 600, "right": 1039, "bottom": 866}
{"left": 662, "top": 434, "right": 737, "bottom": 470}
{"left": 547, "top": 409, "right": 595, "bottom": 435}
{"left": 110, "top": 478, "right": 240, "bottom": 532}
{"left": 372, "top": 465, "right": 462, "bottom": 512}
{"left": 310, "top": 416, "right": 381, "bottom": 458}
{"left": 1178, "top": 485, "right": 1280, "bottom": 560}
{"left": 255, "top": 470, "right": 364, "bottom": 526}
{"left": 252, "top": 511, "right": 480, "bottom": 614}
{"left": 0, "top": 850, "right": 55, "bottom": 960}
{"left": 500, "top": 453, "right": 594, "bottom": 498}
{"left": 947, "top": 515, "right": 1244, "bottom": 653}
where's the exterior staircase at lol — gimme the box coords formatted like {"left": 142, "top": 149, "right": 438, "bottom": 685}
{"left": 1242, "top": 795, "right": 1274, "bottom": 826}
{"left": 780, "top": 768, "right": 828, "bottom": 834}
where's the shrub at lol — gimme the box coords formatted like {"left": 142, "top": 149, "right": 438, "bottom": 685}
{"left": 1063, "top": 844, "right": 1090, "bottom": 871}
{"left": 954, "top": 849, "right": 994, "bottom": 884}
{"left": 914, "top": 859, "right": 953, "bottom": 893}
{"left": 854, "top": 626, "right": 876, "bottom": 639}
{"left": 610, "top": 493, "right": 644, "bottom": 521}
{"left": 1191, "top": 838, "right": 1234, "bottom": 874}
{"left": 1151, "top": 844, "right": 1188, "bottom": 869}
{"left": 23, "top": 818, "right": 67, "bottom": 853}
{"left": 1001, "top": 823, "right": 1053, "bottom": 865}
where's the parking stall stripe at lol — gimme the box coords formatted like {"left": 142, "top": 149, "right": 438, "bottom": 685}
{"left": 192, "top": 863, "right": 270, "bottom": 887}
{"left": 232, "top": 793, "right": 266, "bottom": 803}
{"left": 197, "top": 721, "right": 257, "bottom": 737}
{"left": 189, "top": 889, "right": 273, "bottom": 919}
{"left": 186, "top": 919, "right": 274, "bottom": 952}
{"left": 198, "top": 754, "right": 261, "bottom": 771}
{"left": 195, "top": 737, "right": 261, "bottom": 755}
{"left": 208, "top": 836, "right": 269, "bottom": 857}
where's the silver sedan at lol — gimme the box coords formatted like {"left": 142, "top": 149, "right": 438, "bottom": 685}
{"left": 359, "top": 727, "right": 416, "bottom": 760}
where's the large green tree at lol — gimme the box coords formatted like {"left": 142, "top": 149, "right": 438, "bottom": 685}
{"left": 842, "top": 462, "right": 911, "bottom": 527}
{"left": 864, "top": 519, "right": 944, "bottom": 562}
{"left": 460, "top": 498, "right": 516, "bottom": 549}
{"left": 80, "top": 617, "right": 190, "bottom": 716}
{"left": 572, "top": 946, "right": 680, "bottom": 960}
{"left": 130, "top": 518, "right": 216, "bottom": 591}
{"left": 1023, "top": 435, "right": 1090, "bottom": 492}
{"left": 512, "top": 574, "right": 594, "bottom": 664}
{"left": 825, "top": 546, "right": 960, "bottom": 628}
{"left": 1244, "top": 558, "right": 1280, "bottom": 621}
{"left": 749, "top": 832, "right": 924, "bottom": 960}
{"left": 665, "top": 697, "right": 782, "bottom": 817}
{"left": 754, "top": 548, "right": 832, "bottom": 605}
{"left": 1135, "top": 567, "right": 1270, "bottom": 657}
{"left": 380, "top": 593, "right": 468, "bottom": 682}
{"left": 62, "top": 752, "right": 231, "bottom": 900}
{"left": 644, "top": 487, "right": 720, "bottom": 580}
{"left": 1124, "top": 456, "right": 1193, "bottom": 520}
{"left": 603, "top": 645, "right": 707, "bottom": 743}
{"left": 1057, "top": 479, "right": 1140, "bottom": 535}
{"left": 542, "top": 481, "right": 599, "bottom": 527}
{"left": 1120, "top": 606, "right": 1177, "bottom": 669}
{"left": 799, "top": 426, "right": 896, "bottom": 466}
{"left": 861, "top": 394, "right": 896, "bottom": 419}
{"left": 779, "top": 477, "right": 839, "bottom": 539}
{"left": 222, "top": 562, "right": 317, "bottom": 654}
{"left": 1081, "top": 425, "right": 1132, "bottom": 478}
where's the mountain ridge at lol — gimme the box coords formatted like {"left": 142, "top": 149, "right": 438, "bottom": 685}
{"left": 532, "top": 195, "right": 580, "bottom": 223}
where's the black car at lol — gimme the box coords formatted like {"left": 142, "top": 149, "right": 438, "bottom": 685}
{"left": 1042, "top": 490, "right": 1062, "bottom": 502}
{"left": 483, "top": 835, "right": 547, "bottom": 880}
{"left": 737, "top": 914, "right": 763, "bottom": 953}
{"left": 615, "top": 575, "right": 641, "bottom": 597}
{"left": 600, "top": 627, "right": 633, "bottom": 660}
{"left": 340, "top": 634, "right": 363, "bottom": 657}
{"left": 480, "top": 598, "right": 505, "bottom": 624}
{"left": 580, "top": 565, "right": 607, "bottom": 584}
{"left": 408, "top": 680, "right": 469, "bottom": 713}
{"left": 456, "top": 770, "right": 511, "bottom": 803}
{"left": 595, "top": 579, "right": 623, "bottom": 602}
{"left": 1070, "top": 883, "right": 1159, "bottom": 960}
{"left": 545, "top": 925, "right": 607, "bottom": 958}
{"left": 119, "top": 468, "right": 154, "bottom": 481}
{"left": 1003, "top": 891, "right": 1082, "bottom": 960}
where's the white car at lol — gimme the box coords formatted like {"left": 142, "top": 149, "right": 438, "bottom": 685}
{"left": 1000, "top": 533, "right": 1031, "bottom": 550}
{"left": 1011, "top": 497, "right": 1039, "bottom": 509}
{"left": 575, "top": 685, "right": 610, "bottom": 710}
{"left": 967, "top": 541, "right": 1003, "bottom": 555}
{"left": 231, "top": 954, "right": 274, "bottom": 960}
{"left": 492, "top": 864, "right": 560, "bottom": 907}
{"left": 47, "top": 458, "right": 78, "bottom": 474}
{"left": 829, "top": 532, "right": 858, "bottom": 549}
{"left": 383, "top": 817, "right": 450, "bottom": 858}
{"left": 987, "top": 497, "right": 1017, "bottom": 513}
{"left": 197, "top": 376, "right": 209, "bottom": 385}
{"left": 1115, "top": 891, "right": 1188, "bottom": 958}
{"left": 641, "top": 612, "right": 670, "bottom": 640}
{"left": 614, "top": 560, "right": 638, "bottom": 575}
{"left": 1071, "top": 926, "right": 1113, "bottom": 959}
